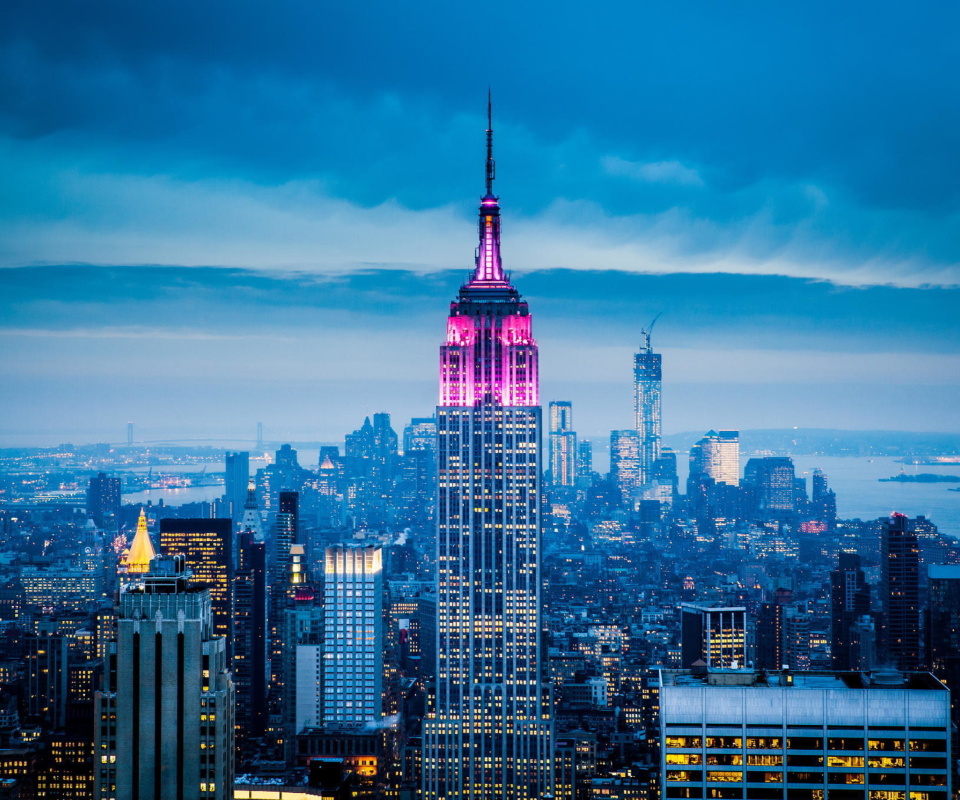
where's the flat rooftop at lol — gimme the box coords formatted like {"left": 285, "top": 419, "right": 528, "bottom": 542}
{"left": 660, "top": 668, "right": 947, "bottom": 692}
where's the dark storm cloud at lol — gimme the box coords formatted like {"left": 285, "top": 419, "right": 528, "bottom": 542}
{"left": 2, "top": 1, "right": 959, "bottom": 280}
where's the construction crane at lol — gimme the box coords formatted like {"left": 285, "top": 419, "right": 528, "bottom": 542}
{"left": 641, "top": 312, "right": 662, "bottom": 352}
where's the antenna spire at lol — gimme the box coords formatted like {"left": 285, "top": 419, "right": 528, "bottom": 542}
{"left": 485, "top": 89, "right": 495, "bottom": 196}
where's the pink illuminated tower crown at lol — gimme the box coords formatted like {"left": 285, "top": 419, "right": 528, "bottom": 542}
{"left": 439, "top": 95, "right": 539, "bottom": 408}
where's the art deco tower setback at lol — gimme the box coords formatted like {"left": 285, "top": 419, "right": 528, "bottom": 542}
{"left": 423, "top": 101, "right": 553, "bottom": 799}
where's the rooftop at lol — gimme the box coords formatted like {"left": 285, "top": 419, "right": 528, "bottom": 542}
{"left": 660, "top": 668, "right": 947, "bottom": 692}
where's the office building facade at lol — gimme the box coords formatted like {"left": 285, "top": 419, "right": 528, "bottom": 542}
{"left": 321, "top": 545, "right": 385, "bottom": 727}
{"left": 549, "top": 401, "right": 577, "bottom": 488}
{"left": 159, "top": 518, "right": 234, "bottom": 653}
{"left": 680, "top": 604, "right": 747, "bottom": 669}
{"left": 660, "top": 667, "right": 951, "bottom": 800}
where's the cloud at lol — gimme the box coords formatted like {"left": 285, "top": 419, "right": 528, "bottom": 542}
{"left": 602, "top": 156, "right": 704, "bottom": 187}
{"left": 2, "top": 137, "right": 959, "bottom": 288}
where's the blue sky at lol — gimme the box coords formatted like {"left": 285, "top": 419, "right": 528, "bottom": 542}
{"left": 1, "top": 1, "right": 958, "bottom": 445}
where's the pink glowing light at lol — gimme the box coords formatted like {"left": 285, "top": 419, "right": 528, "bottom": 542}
{"left": 440, "top": 311, "right": 538, "bottom": 407}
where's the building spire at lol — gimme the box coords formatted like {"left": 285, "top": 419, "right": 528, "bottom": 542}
{"left": 485, "top": 88, "right": 495, "bottom": 197}
{"left": 126, "top": 508, "right": 156, "bottom": 574}
{"left": 469, "top": 92, "right": 508, "bottom": 285}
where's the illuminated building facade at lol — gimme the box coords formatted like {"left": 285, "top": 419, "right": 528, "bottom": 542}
{"left": 159, "top": 518, "right": 234, "bottom": 654}
{"left": 634, "top": 328, "right": 662, "bottom": 486}
{"left": 549, "top": 401, "right": 577, "bottom": 488}
{"left": 691, "top": 430, "right": 740, "bottom": 487}
{"left": 321, "top": 545, "right": 385, "bottom": 727}
{"left": 659, "top": 668, "right": 950, "bottom": 800}
{"left": 611, "top": 429, "right": 641, "bottom": 505}
{"left": 680, "top": 604, "right": 747, "bottom": 669}
{"left": 95, "top": 556, "right": 235, "bottom": 800}
{"left": 423, "top": 103, "right": 553, "bottom": 800}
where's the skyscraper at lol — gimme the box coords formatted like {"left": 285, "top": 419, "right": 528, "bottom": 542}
{"left": 423, "top": 102, "right": 553, "bottom": 800}
{"left": 320, "top": 545, "right": 385, "bottom": 727}
{"left": 159, "top": 518, "right": 234, "bottom": 653}
{"left": 743, "top": 455, "right": 796, "bottom": 520}
{"left": 95, "top": 555, "right": 235, "bottom": 800}
{"left": 610, "top": 429, "right": 641, "bottom": 505}
{"left": 830, "top": 552, "right": 872, "bottom": 670}
{"left": 690, "top": 430, "right": 740, "bottom": 486}
{"left": 883, "top": 512, "right": 922, "bottom": 670}
{"left": 548, "top": 401, "right": 577, "bottom": 488}
{"left": 224, "top": 451, "right": 250, "bottom": 523}
{"left": 633, "top": 325, "right": 661, "bottom": 487}
{"left": 927, "top": 564, "right": 960, "bottom": 742}
{"left": 87, "top": 472, "right": 121, "bottom": 528}
{"left": 233, "top": 524, "right": 268, "bottom": 745}
{"left": 270, "top": 491, "right": 298, "bottom": 691}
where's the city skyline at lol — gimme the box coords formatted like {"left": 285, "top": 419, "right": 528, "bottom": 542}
{"left": 2, "top": 5, "right": 959, "bottom": 798}
{"left": 2, "top": 2, "right": 959, "bottom": 444}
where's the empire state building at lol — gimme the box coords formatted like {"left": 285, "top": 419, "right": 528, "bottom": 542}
{"left": 422, "top": 104, "right": 554, "bottom": 799}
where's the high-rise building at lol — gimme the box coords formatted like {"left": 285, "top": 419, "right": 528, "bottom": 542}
{"left": 830, "top": 552, "right": 872, "bottom": 670}
{"left": 610, "top": 429, "right": 641, "bottom": 505}
{"left": 659, "top": 667, "right": 951, "bottom": 799}
{"left": 755, "top": 587, "right": 792, "bottom": 670}
{"left": 269, "top": 492, "right": 298, "bottom": 690}
{"left": 233, "top": 526, "right": 268, "bottom": 744}
{"left": 549, "top": 401, "right": 577, "bottom": 488}
{"left": 87, "top": 473, "right": 121, "bottom": 528}
{"left": 679, "top": 604, "right": 746, "bottom": 669}
{"left": 320, "top": 545, "right": 385, "bottom": 727}
{"left": 811, "top": 467, "right": 837, "bottom": 527}
{"left": 743, "top": 456, "right": 796, "bottom": 520}
{"left": 423, "top": 104, "right": 553, "bottom": 800}
{"left": 224, "top": 451, "right": 250, "bottom": 522}
{"left": 690, "top": 430, "right": 739, "bottom": 487}
{"left": 25, "top": 633, "right": 68, "bottom": 729}
{"left": 883, "top": 512, "right": 922, "bottom": 671}
{"left": 576, "top": 439, "right": 593, "bottom": 488}
{"left": 95, "top": 555, "right": 235, "bottom": 800}
{"left": 403, "top": 416, "right": 438, "bottom": 454}
{"left": 633, "top": 326, "right": 662, "bottom": 487}
{"left": 159, "top": 518, "right": 234, "bottom": 654}
{"left": 927, "top": 564, "right": 960, "bottom": 745}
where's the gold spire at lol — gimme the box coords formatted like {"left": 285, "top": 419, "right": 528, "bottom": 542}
{"left": 126, "top": 508, "right": 156, "bottom": 574}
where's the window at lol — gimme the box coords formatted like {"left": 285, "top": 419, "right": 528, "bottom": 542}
{"left": 666, "top": 737, "right": 702, "bottom": 749}
{"left": 827, "top": 756, "right": 864, "bottom": 768}
{"left": 787, "top": 738, "right": 823, "bottom": 750}
{"left": 706, "top": 771, "right": 742, "bottom": 783}
{"left": 666, "top": 754, "right": 703, "bottom": 765}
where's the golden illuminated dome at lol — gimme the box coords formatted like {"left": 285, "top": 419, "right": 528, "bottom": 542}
{"left": 126, "top": 508, "right": 156, "bottom": 574}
